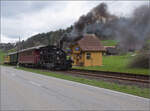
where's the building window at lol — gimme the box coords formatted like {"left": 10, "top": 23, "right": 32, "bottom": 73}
{"left": 86, "top": 53, "right": 91, "bottom": 59}
{"left": 75, "top": 47, "right": 80, "bottom": 51}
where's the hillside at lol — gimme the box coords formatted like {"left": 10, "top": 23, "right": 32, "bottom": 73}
{"left": 19, "top": 26, "right": 73, "bottom": 49}
{"left": 101, "top": 40, "right": 118, "bottom": 46}
{"left": 0, "top": 43, "right": 15, "bottom": 51}
{"left": 0, "top": 26, "right": 73, "bottom": 52}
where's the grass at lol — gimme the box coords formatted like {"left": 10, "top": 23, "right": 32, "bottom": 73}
{"left": 101, "top": 40, "right": 118, "bottom": 46}
{"left": 0, "top": 50, "right": 6, "bottom": 64}
{"left": 8, "top": 48, "right": 16, "bottom": 53}
{"left": 15, "top": 66, "right": 150, "bottom": 98}
{"left": 74, "top": 53, "right": 150, "bottom": 75}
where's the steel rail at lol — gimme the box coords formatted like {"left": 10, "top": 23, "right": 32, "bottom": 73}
{"left": 61, "top": 69, "right": 150, "bottom": 83}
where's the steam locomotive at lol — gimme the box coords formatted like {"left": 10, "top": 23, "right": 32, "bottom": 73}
{"left": 4, "top": 45, "right": 72, "bottom": 70}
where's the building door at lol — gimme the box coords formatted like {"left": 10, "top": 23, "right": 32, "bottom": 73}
{"left": 76, "top": 54, "right": 80, "bottom": 66}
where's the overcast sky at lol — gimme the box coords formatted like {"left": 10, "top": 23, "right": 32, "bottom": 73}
{"left": 1, "top": 1, "right": 149, "bottom": 43}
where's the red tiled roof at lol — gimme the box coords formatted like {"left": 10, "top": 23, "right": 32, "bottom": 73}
{"left": 77, "top": 34, "right": 105, "bottom": 51}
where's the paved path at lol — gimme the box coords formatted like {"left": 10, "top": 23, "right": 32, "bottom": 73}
{"left": 0, "top": 66, "right": 149, "bottom": 110}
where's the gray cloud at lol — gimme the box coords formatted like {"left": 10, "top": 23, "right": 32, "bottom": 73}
{"left": 1, "top": 1, "right": 57, "bottom": 17}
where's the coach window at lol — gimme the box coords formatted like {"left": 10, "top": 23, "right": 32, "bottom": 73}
{"left": 86, "top": 52, "right": 91, "bottom": 59}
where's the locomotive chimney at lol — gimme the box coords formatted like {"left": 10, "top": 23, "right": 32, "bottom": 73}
{"left": 59, "top": 33, "right": 69, "bottom": 49}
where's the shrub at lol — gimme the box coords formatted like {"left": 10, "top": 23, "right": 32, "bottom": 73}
{"left": 128, "top": 53, "right": 149, "bottom": 69}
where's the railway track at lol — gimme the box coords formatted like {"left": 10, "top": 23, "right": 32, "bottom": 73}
{"left": 59, "top": 69, "right": 150, "bottom": 84}
{"left": 16, "top": 65, "right": 150, "bottom": 84}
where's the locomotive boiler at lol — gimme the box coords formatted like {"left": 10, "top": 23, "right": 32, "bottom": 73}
{"left": 39, "top": 45, "right": 72, "bottom": 70}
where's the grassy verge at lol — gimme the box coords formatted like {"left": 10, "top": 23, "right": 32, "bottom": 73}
{"left": 74, "top": 54, "right": 149, "bottom": 75}
{"left": 0, "top": 50, "right": 6, "bottom": 64}
{"left": 16, "top": 67, "right": 150, "bottom": 98}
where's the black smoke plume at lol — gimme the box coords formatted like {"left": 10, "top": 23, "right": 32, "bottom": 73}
{"left": 59, "top": 3, "right": 150, "bottom": 51}
{"left": 113, "top": 5, "right": 150, "bottom": 51}
{"left": 59, "top": 3, "right": 110, "bottom": 48}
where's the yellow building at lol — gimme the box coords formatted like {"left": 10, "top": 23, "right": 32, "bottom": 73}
{"left": 70, "top": 34, "right": 105, "bottom": 66}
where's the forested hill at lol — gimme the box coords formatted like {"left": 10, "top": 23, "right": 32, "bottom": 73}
{"left": 0, "top": 26, "right": 73, "bottom": 52}
{"left": 20, "top": 26, "right": 73, "bottom": 49}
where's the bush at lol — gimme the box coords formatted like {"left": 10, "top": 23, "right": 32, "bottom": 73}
{"left": 128, "top": 53, "right": 149, "bottom": 69}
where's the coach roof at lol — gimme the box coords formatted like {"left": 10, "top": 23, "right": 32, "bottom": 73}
{"left": 8, "top": 45, "right": 47, "bottom": 55}
{"left": 19, "top": 45, "right": 46, "bottom": 53}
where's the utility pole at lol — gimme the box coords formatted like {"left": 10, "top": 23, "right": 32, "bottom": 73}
{"left": 17, "top": 36, "right": 20, "bottom": 68}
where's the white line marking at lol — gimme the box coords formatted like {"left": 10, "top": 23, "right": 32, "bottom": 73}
{"left": 29, "top": 81, "right": 41, "bottom": 87}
